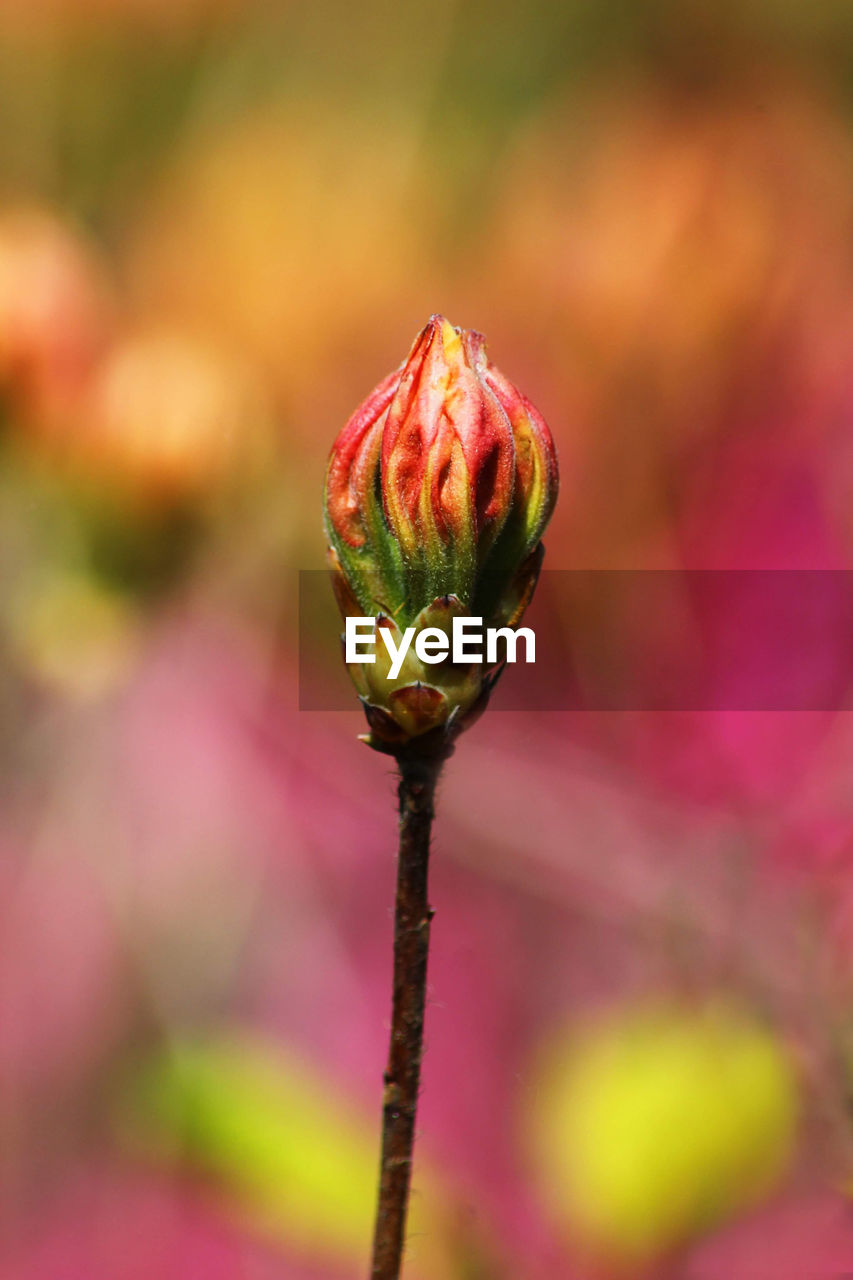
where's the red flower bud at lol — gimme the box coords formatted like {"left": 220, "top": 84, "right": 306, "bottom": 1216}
{"left": 379, "top": 318, "right": 516, "bottom": 563}
{"left": 324, "top": 315, "right": 558, "bottom": 749}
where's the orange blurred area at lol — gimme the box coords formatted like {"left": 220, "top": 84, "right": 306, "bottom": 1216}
{"left": 123, "top": 105, "right": 448, "bottom": 432}
{"left": 4, "top": 4, "right": 853, "bottom": 1279}
{"left": 0, "top": 207, "right": 113, "bottom": 427}
{"left": 0, "top": 0, "right": 245, "bottom": 37}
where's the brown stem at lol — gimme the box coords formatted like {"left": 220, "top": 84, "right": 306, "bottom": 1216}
{"left": 369, "top": 749, "right": 445, "bottom": 1280}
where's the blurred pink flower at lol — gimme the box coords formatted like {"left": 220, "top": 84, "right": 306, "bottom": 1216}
{"left": 685, "top": 1190, "right": 853, "bottom": 1280}
{"left": 0, "top": 838, "right": 122, "bottom": 1095}
{"left": 0, "top": 1160, "right": 331, "bottom": 1280}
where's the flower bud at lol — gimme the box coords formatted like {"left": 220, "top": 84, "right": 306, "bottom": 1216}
{"left": 324, "top": 315, "right": 558, "bottom": 751}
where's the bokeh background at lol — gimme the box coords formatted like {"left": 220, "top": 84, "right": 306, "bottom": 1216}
{"left": 4, "top": 2, "right": 853, "bottom": 1276}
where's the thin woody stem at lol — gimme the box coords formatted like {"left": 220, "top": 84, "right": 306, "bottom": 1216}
{"left": 369, "top": 750, "right": 445, "bottom": 1280}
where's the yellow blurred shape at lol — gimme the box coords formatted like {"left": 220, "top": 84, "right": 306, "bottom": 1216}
{"left": 527, "top": 1002, "right": 798, "bottom": 1268}
{"left": 10, "top": 570, "right": 138, "bottom": 698}
{"left": 118, "top": 1033, "right": 450, "bottom": 1276}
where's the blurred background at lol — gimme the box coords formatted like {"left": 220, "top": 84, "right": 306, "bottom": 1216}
{"left": 3, "top": 1, "right": 853, "bottom": 1276}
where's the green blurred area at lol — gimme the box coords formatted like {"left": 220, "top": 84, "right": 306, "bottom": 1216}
{"left": 116, "top": 1034, "right": 402, "bottom": 1268}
